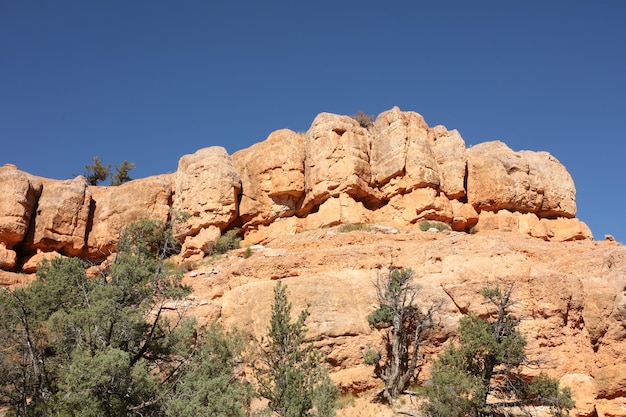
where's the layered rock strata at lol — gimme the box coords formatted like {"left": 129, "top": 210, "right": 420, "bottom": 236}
{"left": 0, "top": 107, "right": 592, "bottom": 271}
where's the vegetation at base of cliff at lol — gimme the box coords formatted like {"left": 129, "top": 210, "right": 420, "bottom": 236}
{"left": 0, "top": 218, "right": 339, "bottom": 417}
{"left": 338, "top": 223, "right": 372, "bottom": 233}
{"left": 418, "top": 220, "right": 449, "bottom": 232}
{"left": 84, "top": 156, "right": 135, "bottom": 186}
{"left": 365, "top": 268, "right": 440, "bottom": 402}
{"left": 253, "top": 281, "right": 338, "bottom": 417}
{"left": 165, "top": 323, "right": 254, "bottom": 417}
{"left": 211, "top": 228, "right": 242, "bottom": 255}
{"left": 0, "top": 217, "right": 254, "bottom": 417}
{"left": 420, "top": 286, "right": 574, "bottom": 417}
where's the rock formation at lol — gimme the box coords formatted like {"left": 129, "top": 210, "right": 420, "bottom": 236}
{"left": 1, "top": 107, "right": 616, "bottom": 415}
{"left": 0, "top": 106, "right": 590, "bottom": 268}
{"left": 190, "top": 227, "right": 624, "bottom": 417}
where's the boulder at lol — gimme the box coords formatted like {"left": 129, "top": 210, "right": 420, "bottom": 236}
{"left": 22, "top": 250, "right": 63, "bottom": 274}
{"left": 371, "top": 107, "right": 439, "bottom": 195}
{"left": 467, "top": 141, "right": 576, "bottom": 217}
{"left": 450, "top": 200, "right": 479, "bottom": 232}
{"left": 595, "top": 398, "right": 626, "bottom": 417}
{"left": 27, "top": 176, "right": 92, "bottom": 256}
{"left": 87, "top": 175, "right": 172, "bottom": 255}
{"left": 370, "top": 107, "right": 467, "bottom": 200}
{"left": 560, "top": 373, "right": 597, "bottom": 417}
{"left": 0, "top": 164, "right": 43, "bottom": 248}
{"left": 180, "top": 226, "right": 221, "bottom": 261}
{"left": 0, "top": 270, "right": 34, "bottom": 288}
{"left": 302, "top": 194, "right": 372, "bottom": 230}
{"left": 173, "top": 147, "right": 241, "bottom": 236}
{"left": 0, "top": 242, "right": 17, "bottom": 270}
{"left": 301, "top": 113, "right": 380, "bottom": 214}
{"left": 545, "top": 217, "right": 593, "bottom": 241}
{"left": 241, "top": 217, "right": 302, "bottom": 246}
{"left": 519, "top": 150, "right": 577, "bottom": 217}
{"left": 386, "top": 188, "right": 453, "bottom": 224}
{"left": 429, "top": 125, "right": 467, "bottom": 199}
{"left": 232, "top": 129, "right": 305, "bottom": 227}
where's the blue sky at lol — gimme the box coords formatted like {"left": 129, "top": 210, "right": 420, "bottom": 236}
{"left": 1, "top": 1, "right": 624, "bottom": 242}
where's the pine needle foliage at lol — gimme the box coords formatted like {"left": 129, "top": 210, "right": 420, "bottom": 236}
{"left": 421, "top": 286, "right": 574, "bottom": 417}
{"left": 254, "top": 281, "right": 338, "bottom": 417}
{"left": 0, "top": 217, "right": 194, "bottom": 416}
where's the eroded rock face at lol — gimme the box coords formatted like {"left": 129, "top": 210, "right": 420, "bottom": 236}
{"left": 0, "top": 243, "right": 16, "bottom": 270}
{"left": 232, "top": 129, "right": 305, "bottom": 227}
{"left": 26, "top": 176, "right": 92, "bottom": 256}
{"left": 87, "top": 175, "right": 172, "bottom": 256}
{"left": 429, "top": 125, "right": 467, "bottom": 199}
{"left": 0, "top": 107, "right": 594, "bottom": 273}
{"left": 174, "top": 147, "right": 241, "bottom": 236}
{"left": 467, "top": 141, "right": 576, "bottom": 218}
{"left": 0, "top": 165, "right": 42, "bottom": 248}
{"left": 371, "top": 108, "right": 431, "bottom": 188}
{"left": 370, "top": 107, "right": 467, "bottom": 199}
{"left": 185, "top": 228, "right": 626, "bottom": 416}
{"left": 301, "top": 113, "right": 380, "bottom": 214}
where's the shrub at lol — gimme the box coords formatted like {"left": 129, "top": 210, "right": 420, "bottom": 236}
{"left": 244, "top": 246, "right": 252, "bottom": 259}
{"left": 338, "top": 223, "right": 371, "bottom": 233}
{"left": 419, "top": 220, "right": 449, "bottom": 232}
{"left": 421, "top": 287, "right": 574, "bottom": 417}
{"left": 84, "top": 156, "right": 110, "bottom": 185}
{"left": 212, "top": 229, "right": 241, "bottom": 254}
{"left": 351, "top": 110, "right": 375, "bottom": 129}
{"left": 368, "top": 268, "right": 440, "bottom": 402}
{"left": 367, "top": 304, "right": 392, "bottom": 329}
{"left": 110, "top": 160, "right": 135, "bottom": 185}
{"left": 362, "top": 348, "right": 380, "bottom": 366}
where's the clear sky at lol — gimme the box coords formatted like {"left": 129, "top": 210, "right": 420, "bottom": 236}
{"left": 1, "top": 1, "right": 624, "bottom": 243}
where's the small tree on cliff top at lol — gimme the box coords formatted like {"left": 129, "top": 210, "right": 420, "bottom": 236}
{"left": 84, "top": 156, "right": 110, "bottom": 185}
{"left": 110, "top": 160, "right": 135, "bottom": 185}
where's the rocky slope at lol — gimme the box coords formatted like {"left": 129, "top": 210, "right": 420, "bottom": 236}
{"left": 180, "top": 226, "right": 625, "bottom": 417}
{"left": 1, "top": 107, "right": 620, "bottom": 416}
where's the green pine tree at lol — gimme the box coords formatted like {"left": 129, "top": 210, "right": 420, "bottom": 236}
{"left": 421, "top": 287, "right": 574, "bottom": 417}
{"left": 254, "top": 281, "right": 338, "bottom": 417}
{"left": 0, "top": 217, "right": 195, "bottom": 416}
{"left": 84, "top": 156, "right": 110, "bottom": 185}
{"left": 165, "top": 323, "right": 254, "bottom": 417}
{"left": 110, "top": 160, "right": 135, "bottom": 186}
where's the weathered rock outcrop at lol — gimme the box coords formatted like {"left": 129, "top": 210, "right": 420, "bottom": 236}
{"left": 301, "top": 113, "right": 380, "bottom": 214}
{"left": 0, "top": 107, "right": 592, "bottom": 272}
{"left": 173, "top": 146, "right": 241, "bottom": 235}
{"left": 0, "top": 107, "right": 622, "bottom": 416}
{"left": 25, "top": 176, "right": 92, "bottom": 256}
{"left": 371, "top": 107, "right": 466, "bottom": 199}
{"left": 467, "top": 141, "right": 577, "bottom": 217}
{"left": 88, "top": 175, "right": 172, "bottom": 256}
{"left": 0, "top": 164, "right": 42, "bottom": 249}
{"left": 232, "top": 129, "right": 305, "bottom": 227}
{"left": 185, "top": 227, "right": 625, "bottom": 417}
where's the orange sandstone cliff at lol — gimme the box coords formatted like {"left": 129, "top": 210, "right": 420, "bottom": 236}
{"left": 2, "top": 107, "right": 623, "bottom": 416}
